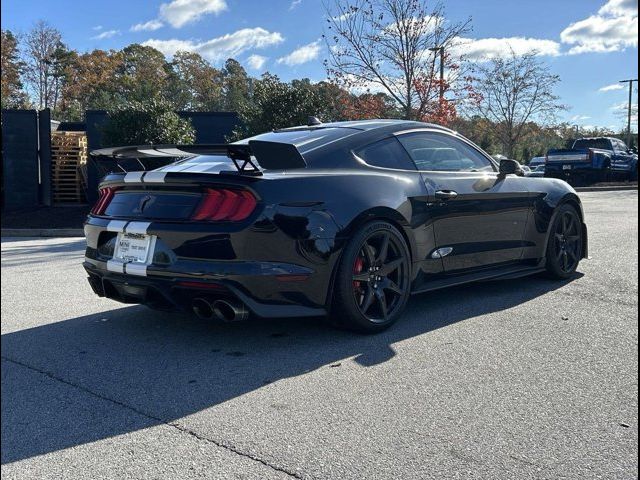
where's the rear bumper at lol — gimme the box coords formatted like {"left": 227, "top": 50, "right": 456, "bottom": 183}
{"left": 545, "top": 162, "right": 595, "bottom": 172}
{"left": 83, "top": 260, "right": 326, "bottom": 318}
{"left": 83, "top": 214, "right": 340, "bottom": 318}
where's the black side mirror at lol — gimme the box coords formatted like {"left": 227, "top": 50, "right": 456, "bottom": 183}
{"left": 499, "top": 159, "right": 524, "bottom": 176}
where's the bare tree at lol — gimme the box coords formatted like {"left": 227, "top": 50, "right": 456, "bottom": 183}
{"left": 323, "top": 0, "right": 471, "bottom": 121}
{"left": 468, "top": 51, "right": 565, "bottom": 158}
{"left": 23, "top": 20, "right": 63, "bottom": 109}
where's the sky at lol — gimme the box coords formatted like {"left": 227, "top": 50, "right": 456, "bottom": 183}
{"left": 1, "top": 0, "right": 638, "bottom": 132}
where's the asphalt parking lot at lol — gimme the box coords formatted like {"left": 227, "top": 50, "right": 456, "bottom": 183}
{"left": 1, "top": 190, "right": 638, "bottom": 480}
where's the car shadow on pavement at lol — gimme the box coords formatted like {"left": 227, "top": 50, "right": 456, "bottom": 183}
{"left": 1, "top": 273, "right": 582, "bottom": 464}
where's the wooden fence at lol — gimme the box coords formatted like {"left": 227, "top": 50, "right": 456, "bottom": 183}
{"left": 51, "top": 131, "right": 87, "bottom": 203}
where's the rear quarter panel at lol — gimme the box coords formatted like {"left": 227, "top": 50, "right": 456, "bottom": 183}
{"left": 518, "top": 176, "right": 585, "bottom": 260}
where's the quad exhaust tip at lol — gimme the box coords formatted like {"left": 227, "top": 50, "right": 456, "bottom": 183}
{"left": 192, "top": 297, "right": 249, "bottom": 322}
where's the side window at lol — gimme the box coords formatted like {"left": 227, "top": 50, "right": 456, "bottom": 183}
{"left": 354, "top": 137, "right": 417, "bottom": 170}
{"left": 617, "top": 139, "right": 628, "bottom": 152}
{"left": 396, "top": 132, "right": 495, "bottom": 172}
{"left": 611, "top": 139, "right": 620, "bottom": 152}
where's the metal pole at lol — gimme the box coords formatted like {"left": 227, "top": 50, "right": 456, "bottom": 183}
{"left": 439, "top": 47, "right": 444, "bottom": 101}
{"left": 429, "top": 46, "right": 445, "bottom": 102}
{"left": 619, "top": 78, "right": 638, "bottom": 147}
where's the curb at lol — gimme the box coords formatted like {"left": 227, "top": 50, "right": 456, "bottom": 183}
{"left": 575, "top": 185, "right": 638, "bottom": 192}
{"left": 1, "top": 228, "right": 84, "bottom": 238}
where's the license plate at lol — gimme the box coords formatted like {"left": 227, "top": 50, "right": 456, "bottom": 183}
{"left": 114, "top": 232, "right": 155, "bottom": 264}
{"left": 563, "top": 165, "right": 572, "bottom": 170}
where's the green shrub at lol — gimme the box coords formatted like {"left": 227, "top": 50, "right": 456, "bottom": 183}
{"left": 102, "top": 97, "right": 195, "bottom": 146}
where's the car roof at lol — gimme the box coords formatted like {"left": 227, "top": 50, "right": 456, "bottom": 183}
{"left": 236, "top": 119, "right": 460, "bottom": 169}
{"left": 575, "top": 137, "right": 616, "bottom": 141}
{"left": 277, "top": 119, "right": 452, "bottom": 133}
{"left": 237, "top": 119, "right": 454, "bottom": 155}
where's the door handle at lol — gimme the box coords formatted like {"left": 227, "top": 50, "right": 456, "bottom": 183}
{"left": 435, "top": 190, "right": 458, "bottom": 200}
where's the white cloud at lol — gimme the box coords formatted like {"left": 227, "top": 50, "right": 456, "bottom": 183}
{"left": 450, "top": 37, "right": 561, "bottom": 61}
{"left": 131, "top": 20, "right": 164, "bottom": 32}
{"left": 246, "top": 54, "right": 267, "bottom": 70}
{"left": 289, "top": 0, "right": 303, "bottom": 10}
{"left": 159, "top": 0, "right": 228, "bottom": 28}
{"left": 560, "top": 0, "right": 638, "bottom": 54}
{"left": 570, "top": 115, "right": 592, "bottom": 121}
{"left": 143, "top": 27, "right": 284, "bottom": 62}
{"left": 142, "top": 38, "right": 193, "bottom": 56}
{"left": 598, "top": 0, "right": 638, "bottom": 16}
{"left": 331, "top": 13, "right": 353, "bottom": 22}
{"left": 92, "top": 25, "right": 103, "bottom": 31}
{"left": 277, "top": 40, "right": 322, "bottom": 66}
{"left": 599, "top": 83, "right": 626, "bottom": 92}
{"left": 91, "top": 30, "right": 120, "bottom": 40}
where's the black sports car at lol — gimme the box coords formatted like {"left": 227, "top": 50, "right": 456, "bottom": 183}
{"left": 84, "top": 119, "right": 587, "bottom": 332}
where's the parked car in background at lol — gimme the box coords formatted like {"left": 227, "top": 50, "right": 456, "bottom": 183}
{"left": 84, "top": 119, "right": 588, "bottom": 333}
{"left": 529, "top": 156, "right": 545, "bottom": 168}
{"left": 545, "top": 137, "right": 638, "bottom": 183}
{"left": 520, "top": 165, "right": 531, "bottom": 174}
{"left": 527, "top": 165, "right": 546, "bottom": 177}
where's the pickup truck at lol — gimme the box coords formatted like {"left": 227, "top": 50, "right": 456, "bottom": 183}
{"left": 545, "top": 137, "right": 638, "bottom": 183}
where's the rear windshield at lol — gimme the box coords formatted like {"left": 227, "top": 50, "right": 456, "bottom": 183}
{"left": 573, "top": 139, "right": 612, "bottom": 150}
{"left": 156, "top": 154, "right": 236, "bottom": 173}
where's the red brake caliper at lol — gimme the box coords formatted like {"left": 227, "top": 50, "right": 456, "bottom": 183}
{"left": 353, "top": 256, "right": 365, "bottom": 291}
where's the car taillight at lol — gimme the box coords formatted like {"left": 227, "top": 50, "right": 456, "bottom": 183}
{"left": 91, "top": 187, "right": 116, "bottom": 215}
{"left": 191, "top": 188, "right": 257, "bottom": 222}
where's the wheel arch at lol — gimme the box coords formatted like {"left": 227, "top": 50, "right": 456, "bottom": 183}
{"left": 559, "top": 193, "right": 584, "bottom": 221}
{"left": 542, "top": 194, "right": 588, "bottom": 260}
{"left": 340, "top": 207, "right": 416, "bottom": 263}
{"left": 325, "top": 207, "right": 417, "bottom": 311}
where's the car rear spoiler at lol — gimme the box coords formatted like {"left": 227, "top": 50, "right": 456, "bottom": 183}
{"left": 90, "top": 141, "right": 307, "bottom": 175}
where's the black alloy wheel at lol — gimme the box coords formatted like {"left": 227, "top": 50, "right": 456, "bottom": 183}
{"left": 546, "top": 204, "right": 583, "bottom": 279}
{"left": 332, "top": 221, "right": 411, "bottom": 332}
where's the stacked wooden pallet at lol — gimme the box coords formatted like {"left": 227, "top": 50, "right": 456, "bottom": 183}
{"left": 51, "top": 131, "right": 88, "bottom": 203}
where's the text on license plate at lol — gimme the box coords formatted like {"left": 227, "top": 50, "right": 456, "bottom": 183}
{"left": 114, "top": 233, "right": 155, "bottom": 264}
{"left": 563, "top": 165, "right": 572, "bottom": 170}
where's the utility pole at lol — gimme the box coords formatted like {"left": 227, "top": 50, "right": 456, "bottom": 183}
{"left": 619, "top": 78, "right": 638, "bottom": 147}
{"left": 429, "top": 46, "right": 445, "bottom": 101}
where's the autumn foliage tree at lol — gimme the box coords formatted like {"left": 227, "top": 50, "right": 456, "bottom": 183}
{"left": 61, "top": 49, "right": 125, "bottom": 119}
{"left": 1, "top": 29, "right": 29, "bottom": 108}
{"left": 168, "top": 51, "right": 223, "bottom": 111}
{"left": 338, "top": 92, "right": 399, "bottom": 120}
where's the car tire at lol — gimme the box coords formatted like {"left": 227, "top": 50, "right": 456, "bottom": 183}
{"left": 545, "top": 204, "right": 583, "bottom": 280}
{"left": 330, "top": 220, "right": 411, "bottom": 333}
